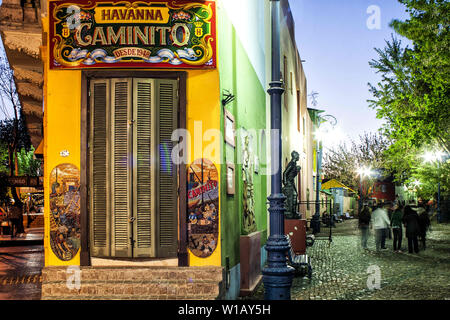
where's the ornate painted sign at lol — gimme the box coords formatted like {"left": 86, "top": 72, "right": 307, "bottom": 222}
{"left": 49, "top": 164, "right": 81, "bottom": 261}
{"left": 6, "top": 176, "right": 43, "bottom": 188}
{"left": 187, "top": 158, "right": 219, "bottom": 258}
{"left": 49, "top": 0, "right": 217, "bottom": 69}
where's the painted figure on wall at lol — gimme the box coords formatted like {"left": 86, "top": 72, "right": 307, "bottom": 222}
{"left": 49, "top": 164, "right": 81, "bottom": 261}
{"left": 242, "top": 134, "right": 257, "bottom": 234}
{"left": 187, "top": 158, "right": 219, "bottom": 258}
{"left": 283, "top": 151, "right": 301, "bottom": 219}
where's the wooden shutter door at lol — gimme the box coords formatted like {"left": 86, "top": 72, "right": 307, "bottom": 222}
{"left": 156, "top": 79, "right": 178, "bottom": 258}
{"left": 111, "top": 79, "right": 133, "bottom": 257}
{"left": 90, "top": 80, "right": 110, "bottom": 257}
{"left": 132, "top": 79, "right": 155, "bottom": 257}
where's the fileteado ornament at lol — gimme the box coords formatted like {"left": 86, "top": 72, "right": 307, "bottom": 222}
{"left": 49, "top": 0, "right": 217, "bottom": 69}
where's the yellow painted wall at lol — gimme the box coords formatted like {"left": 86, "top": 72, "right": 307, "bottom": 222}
{"left": 44, "top": 70, "right": 82, "bottom": 267}
{"left": 185, "top": 69, "right": 221, "bottom": 267}
{"left": 42, "top": 31, "right": 222, "bottom": 268}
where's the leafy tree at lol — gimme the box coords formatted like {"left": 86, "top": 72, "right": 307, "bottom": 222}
{"left": 322, "top": 132, "right": 391, "bottom": 193}
{"left": 413, "top": 161, "right": 450, "bottom": 201}
{"left": 0, "top": 52, "right": 32, "bottom": 205}
{"left": 0, "top": 142, "right": 9, "bottom": 173}
{"left": 368, "top": 0, "right": 449, "bottom": 189}
{"left": 17, "top": 146, "right": 42, "bottom": 176}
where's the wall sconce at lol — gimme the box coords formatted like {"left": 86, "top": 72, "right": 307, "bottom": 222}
{"left": 222, "top": 89, "right": 235, "bottom": 107}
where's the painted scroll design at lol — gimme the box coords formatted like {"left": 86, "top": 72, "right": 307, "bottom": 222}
{"left": 50, "top": 0, "right": 216, "bottom": 68}
{"left": 187, "top": 158, "right": 219, "bottom": 258}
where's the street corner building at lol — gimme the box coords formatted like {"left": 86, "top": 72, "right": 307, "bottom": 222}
{"left": 23, "top": 0, "right": 315, "bottom": 300}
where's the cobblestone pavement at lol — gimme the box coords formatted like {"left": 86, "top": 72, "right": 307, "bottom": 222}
{"left": 245, "top": 219, "right": 450, "bottom": 300}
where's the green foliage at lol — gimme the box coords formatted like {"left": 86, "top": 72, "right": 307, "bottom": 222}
{"left": 0, "top": 118, "right": 32, "bottom": 153}
{"left": 17, "top": 146, "right": 42, "bottom": 176}
{"left": 0, "top": 143, "right": 8, "bottom": 173}
{"left": 368, "top": 0, "right": 449, "bottom": 190}
{"left": 409, "top": 157, "right": 450, "bottom": 200}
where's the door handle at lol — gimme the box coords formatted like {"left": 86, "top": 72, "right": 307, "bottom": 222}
{"left": 128, "top": 217, "right": 136, "bottom": 223}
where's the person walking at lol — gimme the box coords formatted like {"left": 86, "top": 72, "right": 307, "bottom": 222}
{"left": 403, "top": 205, "right": 420, "bottom": 254}
{"left": 371, "top": 203, "right": 391, "bottom": 252}
{"left": 358, "top": 204, "right": 371, "bottom": 250}
{"left": 418, "top": 205, "right": 431, "bottom": 250}
{"left": 9, "top": 202, "right": 23, "bottom": 238}
{"left": 390, "top": 204, "right": 404, "bottom": 252}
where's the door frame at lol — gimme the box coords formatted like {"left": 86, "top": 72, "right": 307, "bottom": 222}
{"left": 80, "top": 70, "right": 188, "bottom": 266}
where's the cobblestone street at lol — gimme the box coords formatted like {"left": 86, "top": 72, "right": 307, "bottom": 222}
{"left": 247, "top": 219, "right": 450, "bottom": 300}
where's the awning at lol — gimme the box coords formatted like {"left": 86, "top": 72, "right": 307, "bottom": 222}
{"left": 321, "top": 179, "right": 357, "bottom": 194}
{"left": 34, "top": 139, "right": 43, "bottom": 159}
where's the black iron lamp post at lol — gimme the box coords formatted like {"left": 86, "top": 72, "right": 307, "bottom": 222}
{"left": 311, "top": 137, "right": 322, "bottom": 234}
{"left": 311, "top": 114, "right": 337, "bottom": 234}
{"left": 262, "top": 0, "right": 294, "bottom": 300}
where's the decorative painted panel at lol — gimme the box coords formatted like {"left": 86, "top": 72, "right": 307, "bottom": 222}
{"left": 49, "top": 0, "right": 217, "bottom": 69}
{"left": 49, "top": 164, "right": 81, "bottom": 261}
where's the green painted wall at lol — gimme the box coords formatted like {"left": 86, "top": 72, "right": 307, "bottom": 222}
{"left": 218, "top": 8, "right": 268, "bottom": 269}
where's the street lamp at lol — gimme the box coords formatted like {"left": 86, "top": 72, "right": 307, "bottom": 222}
{"left": 262, "top": 0, "right": 294, "bottom": 300}
{"left": 422, "top": 150, "right": 447, "bottom": 223}
{"left": 311, "top": 114, "right": 337, "bottom": 234}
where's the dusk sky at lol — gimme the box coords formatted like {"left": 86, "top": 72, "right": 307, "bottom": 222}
{"left": 289, "top": 0, "right": 410, "bottom": 150}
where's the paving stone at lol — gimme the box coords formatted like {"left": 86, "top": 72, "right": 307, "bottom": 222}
{"left": 242, "top": 219, "right": 450, "bottom": 300}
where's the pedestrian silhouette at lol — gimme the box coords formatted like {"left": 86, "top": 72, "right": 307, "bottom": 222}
{"left": 371, "top": 203, "right": 390, "bottom": 252}
{"left": 417, "top": 205, "right": 431, "bottom": 250}
{"left": 358, "top": 204, "right": 371, "bottom": 250}
{"left": 390, "top": 204, "right": 404, "bottom": 252}
{"left": 402, "top": 205, "right": 420, "bottom": 254}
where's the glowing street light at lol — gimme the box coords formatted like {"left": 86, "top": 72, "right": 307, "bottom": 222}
{"left": 357, "top": 166, "right": 374, "bottom": 178}
{"left": 413, "top": 180, "right": 422, "bottom": 187}
{"left": 423, "top": 150, "right": 445, "bottom": 163}
{"left": 357, "top": 166, "right": 374, "bottom": 213}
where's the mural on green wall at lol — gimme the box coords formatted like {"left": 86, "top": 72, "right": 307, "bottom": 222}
{"left": 242, "top": 132, "right": 257, "bottom": 235}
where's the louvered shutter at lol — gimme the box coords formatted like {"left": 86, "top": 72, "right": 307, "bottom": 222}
{"left": 156, "top": 79, "right": 178, "bottom": 258}
{"left": 90, "top": 80, "right": 110, "bottom": 257}
{"left": 111, "top": 79, "right": 132, "bottom": 257}
{"left": 133, "top": 79, "right": 155, "bottom": 257}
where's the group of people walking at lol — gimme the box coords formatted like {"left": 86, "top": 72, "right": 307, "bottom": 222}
{"left": 358, "top": 202, "right": 431, "bottom": 253}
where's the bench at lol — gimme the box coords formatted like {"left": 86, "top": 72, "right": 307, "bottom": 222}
{"left": 286, "top": 236, "right": 312, "bottom": 279}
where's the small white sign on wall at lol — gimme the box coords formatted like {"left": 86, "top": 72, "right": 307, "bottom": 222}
{"left": 60, "top": 150, "right": 70, "bottom": 157}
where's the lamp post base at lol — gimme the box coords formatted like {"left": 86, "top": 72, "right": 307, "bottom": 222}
{"left": 262, "top": 234, "right": 295, "bottom": 300}
{"left": 311, "top": 213, "right": 321, "bottom": 234}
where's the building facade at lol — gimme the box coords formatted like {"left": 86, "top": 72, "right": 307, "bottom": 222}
{"left": 279, "top": 0, "right": 314, "bottom": 221}
{"left": 0, "top": 0, "right": 44, "bottom": 148}
{"left": 1, "top": 0, "right": 314, "bottom": 299}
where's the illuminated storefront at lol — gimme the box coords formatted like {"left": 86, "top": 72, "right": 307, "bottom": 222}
{"left": 43, "top": 0, "right": 221, "bottom": 268}
{"left": 40, "top": 0, "right": 308, "bottom": 300}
